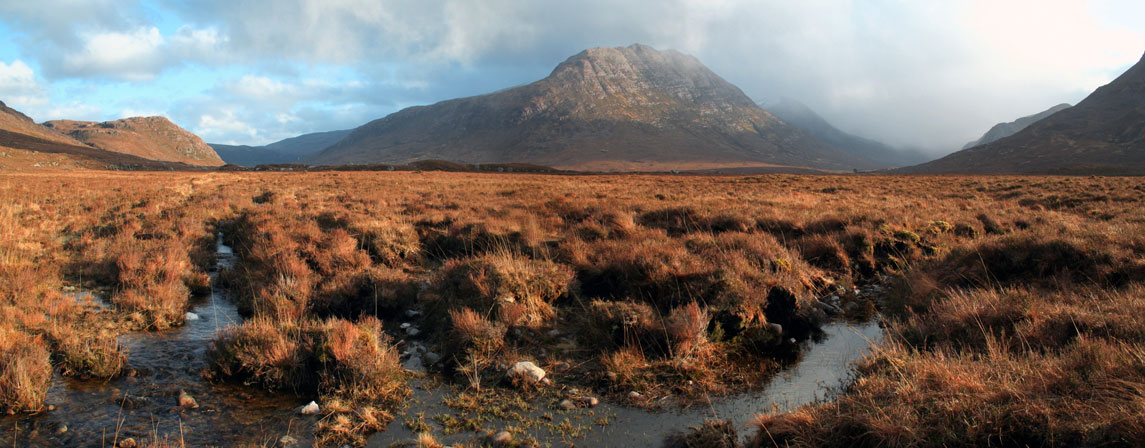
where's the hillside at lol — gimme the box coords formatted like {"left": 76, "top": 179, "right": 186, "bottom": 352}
{"left": 961, "top": 103, "right": 1071, "bottom": 149}
{"left": 45, "top": 117, "right": 225, "bottom": 166}
{"left": 309, "top": 44, "right": 873, "bottom": 172}
{"left": 903, "top": 52, "right": 1145, "bottom": 174}
{"left": 762, "top": 98, "right": 929, "bottom": 168}
{"left": 211, "top": 129, "right": 351, "bottom": 166}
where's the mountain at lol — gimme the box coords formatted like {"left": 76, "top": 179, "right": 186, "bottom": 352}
{"left": 903, "top": 52, "right": 1145, "bottom": 174}
{"left": 0, "top": 100, "right": 87, "bottom": 147}
{"left": 210, "top": 129, "right": 350, "bottom": 166}
{"left": 762, "top": 98, "right": 929, "bottom": 168}
{"left": 44, "top": 117, "right": 224, "bottom": 166}
{"left": 961, "top": 103, "right": 1072, "bottom": 149}
{"left": 0, "top": 101, "right": 190, "bottom": 170}
{"left": 308, "top": 44, "right": 873, "bottom": 172}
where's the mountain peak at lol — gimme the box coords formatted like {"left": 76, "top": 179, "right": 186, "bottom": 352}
{"left": 310, "top": 45, "right": 878, "bottom": 171}
{"left": 45, "top": 116, "right": 224, "bottom": 166}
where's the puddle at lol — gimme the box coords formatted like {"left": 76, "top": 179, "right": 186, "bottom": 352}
{"left": 369, "top": 320, "right": 884, "bottom": 446}
{"left": 3, "top": 231, "right": 885, "bottom": 446}
{"left": 1, "top": 234, "right": 311, "bottom": 447}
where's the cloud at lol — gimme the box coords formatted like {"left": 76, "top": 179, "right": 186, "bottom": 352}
{"left": 0, "top": 60, "right": 48, "bottom": 108}
{"left": 2, "top": 0, "right": 1143, "bottom": 151}
{"left": 60, "top": 27, "right": 165, "bottom": 81}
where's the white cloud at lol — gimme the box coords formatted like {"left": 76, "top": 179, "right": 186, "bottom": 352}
{"left": 0, "top": 60, "right": 48, "bottom": 108}
{"left": 61, "top": 27, "right": 165, "bottom": 81}
{"left": 196, "top": 108, "right": 258, "bottom": 142}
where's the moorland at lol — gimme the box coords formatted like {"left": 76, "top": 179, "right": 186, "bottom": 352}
{"left": 2, "top": 170, "right": 1143, "bottom": 446}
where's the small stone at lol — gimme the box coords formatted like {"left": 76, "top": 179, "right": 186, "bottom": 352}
{"left": 767, "top": 323, "right": 783, "bottom": 335}
{"left": 507, "top": 361, "right": 546, "bottom": 383}
{"left": 177, "top": 390, "right": 199, "bottom": 410}
{"left": 55, "top": 424, "right": 67, "bottom": 434}
{"left": 185, "top": 312, "right": 200, "bottom": 321}
{"left": 559, "top": 399, "right": 576, "bottom": 411}
{"left": 46, "top": 404, "right": 55, "bottom": 411}
{"left": 400, "top": 322, "right": 411, "bottom": 329}
{"left": 299, "top": 401, "right": 320, "bottom": 415}
{"left": 278, "top": 435, "right": 298, "bottom": 447}
{"left": 547, "top": 329, "right": 561, "bottom": 337}
{"left": 582, "top": 396, "right": 599, "bottom": 407}
{"left": 490, "top": 431, "right": 513, "bottom": 446}
{"left": 405, "top": 327, "right": 421, "bottom": 337}
{"left": 405, "top": 309, "right": 422, "bottom": 317}
{"left": 424, "top": 352, "right": 441, "bottom": 364}
{"left": 628, "top": 391, "right": 641, "bottom": 399}
{"left": 403, "top": 356, "right": 425, "bottom": 373}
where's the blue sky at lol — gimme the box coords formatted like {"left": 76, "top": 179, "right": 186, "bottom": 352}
{"left": 1, "top": 0, "right": 1143, "bottom": 153}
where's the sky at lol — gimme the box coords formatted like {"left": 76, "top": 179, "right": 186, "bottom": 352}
{"left": 0, "top": 0, "right": 1143, "bottom": 155}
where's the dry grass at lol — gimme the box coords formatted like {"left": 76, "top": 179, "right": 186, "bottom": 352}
{"left": 3, "top": 171, "right": 1144, "bottom": 445}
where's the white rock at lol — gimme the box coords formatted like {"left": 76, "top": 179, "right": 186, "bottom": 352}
{"left": 490, "top": 431, "right": 513, "bottom": 446}
{"left": 185, "top": 312, "right": 200, "bottom": 321}
{"left": 278, "top": 435, "right": 298, "bottom": 447}
{"left": 582, "top": 396, "right": 599, "bottom": 407}
{"left": 628, "top": 391, "right": 642, "bottom": 399}
{"left": 559, "top": 399, "right": 577, "bottom": 411}
{"left": 405, "top": 309, "right": 422, "bottom": 317}
{"left": 405, "top": 327, "right": 421, "bottom": 337}
{"left": 508, "top": 361, "right": 546, "bottom": 383}
{"left": 298, "top": 401, "right": 320, "bottom": 415}
{"left": 400, "top": 322, "right": 411, "bottom": 329}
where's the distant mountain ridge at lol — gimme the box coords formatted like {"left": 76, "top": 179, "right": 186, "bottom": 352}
{"left": 902, "top": 52, "right": 1145, "bottom": 174}
{"left": 309, "top": 44, "right": 879, "bottom": 172}
{"left": 211, "top": 129, "right": 351, "bottom": 166}
{"left": 761, "top": 98, "right": 928, "bottom": 168}
{"left": 45, "top": 117, "right": 224, "bottom": 166}
{"left": 962, "top": 103, "right": 1071, "bottom": 149}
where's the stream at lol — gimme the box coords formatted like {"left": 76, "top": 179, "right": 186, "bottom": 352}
{"left": 3, "top": 233, "right": 885, "bottom": 447}
{"left": 2, "top": 234, "right": 309, "bottom": 447}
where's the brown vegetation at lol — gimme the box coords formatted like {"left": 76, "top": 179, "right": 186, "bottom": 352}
{"left": 3, "top": 170, "right": 1144, "bottom": 446}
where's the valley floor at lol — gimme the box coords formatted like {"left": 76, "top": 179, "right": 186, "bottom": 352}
{"left": 1, "top": 171, "right": 1143, "bottom": 447}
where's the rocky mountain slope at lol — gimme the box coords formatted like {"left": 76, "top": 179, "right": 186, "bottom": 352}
{"left": 45, "top": 117, "right": 224, "bottom": 166}
{"left": 961, "top": 103, "right": 1072, "bottom": 149}
{"left": 902, "top": 52, "right": 1145, "bottom": 174}
{"left": 309, "top": 44, "right": 873, "bottom": 172}
{"left": 762, "top": 98, "right": 929, "bottom": 168}
{"left": 211, "top": 129, "right": 351, "bottom": 166}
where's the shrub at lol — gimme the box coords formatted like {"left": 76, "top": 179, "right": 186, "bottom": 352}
{"left": 0, "top": 329, "right": 52, "bottom": 413}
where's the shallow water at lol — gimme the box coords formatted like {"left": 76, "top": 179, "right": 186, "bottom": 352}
{"left": 1, "top": 234, "right": 312, "bottom": 447}
{"left": 3, "top": 233, "right": 884, "bottom": 447}
{"left": 369, "top": 320, "right": 884, "bottom": 447}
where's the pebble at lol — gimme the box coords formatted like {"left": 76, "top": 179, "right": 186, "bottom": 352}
{"left": 177, "top": 390, "right": 199, "bottom": 410}
{"left": 582, "top": 396, "right": 599, "bottom": 407}
{"left": 507, "top": 361, "right": 546, "bottom": 383}
{"left": 559, "top": 399, "right": 577, "bottom": 411}
{"left": 55, "top": 424, "right": 67, "bottom": 434}
{"left": 278, "top": 435, "right": 298, "bottom": 447}
{"left": 767, "top": 323, "right": 783, "bottom": 335}
{"left": 405, "top": 327, "right": 421, "bottom": 337}
{"left": 403, "top": 356, "right": 425, "bottom": 373}
{"left": 424, "top": 352, "right": 441, "bottom": 364}
{"left": 491, "top": 431, "right": 513, "bottom": 446}
{"left": 405, "top": 309, "right": 422, "bottom": 317}
{"left": 185, "top": 312, "right": 200, "bottom": 321}
{"left": 299, "top": 401, "right": 320, "bottom": 415}
{"left": 628, "top": 391, "right": 642, "bottom": 399}
{"left": 400, "top": 322, "right": 411, "bottom": 329}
